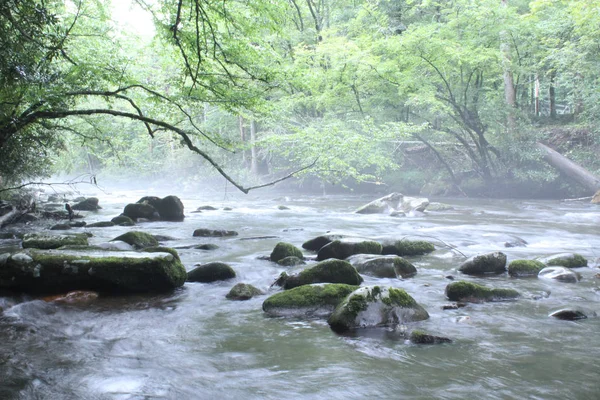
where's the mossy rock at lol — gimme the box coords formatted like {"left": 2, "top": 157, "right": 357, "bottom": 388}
{"left": 410, "top": 330, "right": 452, "bottom": 344}
{"left": 226, "top": 283, "right": 263, "bottom": 300}
{"left": 347, "top": 254, "right": 417, "bottom": 279}
{"left": 328, "top": 286, "right": 429, "bottom": 333}
{"left": 316, "top": 240, "right": 382, "bottom": 261}
{"left": 111, "top": 215, "right": 135, "bottom": 226}
{"left": 508, "top": 259, "right": 545, "bottom": 277}
{"left": 87, "top": 221, "right": 115, "bottom": 228}
{"left": 445, "top": 281, "right": 520, "bottom": 302}
{"left": 193, "top": 228, "right": 238, "bottom": 237}
{"left": 301, "top": 234, "right": 346, "bottom": 251}
{"left": 262, "top": 283, "right": 358, "bottom": 317}
{"left": 537, "top": 253, "right": 588, "bottom": 269}
{"left": 111, "top": 231, "right": 159, "bottom": 249}
{"left": 270, "top": 242, "right": 304, "bottom": 262}
{"left": 381, "top": 240, "right": 435, "bottom": 256}
{"left": 277, "top": 256, "right": 305, "bottom": 267}
{"left": 0, "top": 249, "right": 186, "bottom": 294}
{"left": 458, "top": 252, "right": 507, "bottom": 275}
{"left": 282, "top": 259, "right": 363, "bottom": 289}
{"left": 187, "top": 262, "right": 236, "bottom": 283}
{"left": 22, "top": 233, "right": 89, "bottom": 249}
{"left": 144, "top": 246, "right": 181, "bottom": 261}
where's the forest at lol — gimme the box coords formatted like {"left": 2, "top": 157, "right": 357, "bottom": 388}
{"left": 1, "top": 0, "right": 600, "bottom": 198}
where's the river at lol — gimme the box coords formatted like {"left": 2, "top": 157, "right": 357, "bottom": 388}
{"left": 1, "top": 189, "right": 599, "bottom": 399}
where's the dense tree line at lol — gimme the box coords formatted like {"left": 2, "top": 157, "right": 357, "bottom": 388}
{"left": 1, "top": 0, "right": 598, "bottom": 195}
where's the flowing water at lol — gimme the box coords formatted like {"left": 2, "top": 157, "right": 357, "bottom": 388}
{"left": 1, "top": 189, "right": 599, "bottom": 399}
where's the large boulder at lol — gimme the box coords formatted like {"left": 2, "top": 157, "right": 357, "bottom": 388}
{"left": 347, "top": 254, "right": 417, "bottom": 278}
{"left": 458, "top": 252, "right": 507, "bottom": 275}
{"left": 156, "top": 195, "right": 185, "bottom": 221}
{"left": 508, "top": 259, "right": 545, "bottom": 277}
{"left": 316, "top": 239, "right": 382, "bottom": 261}
{"left": 381, "top": 240, "right": 435, "bottom": 256}
{"left": 280, "top": 259, "right": 363, "bottom": 289}
{"left": 445, "top": 281, "right": 520, "bottom": 302}
{"left": 137, "top": 196, "right": 162, "bottom": 210}
{"left": 0, "top": 249, "right": 186, "bottom": 293}
{"left": 111, "top": 231, "right": 158, "bottom": 249}
{"left": 538, "top": 267, "right": 580, "bottom": 283}
{"left": 302, "top": 234, "right": 347, "bottom": 251}
{"left": 193, "top": 228, "right": 238, "bottom": 237}
{"left": 226, "top": 283, "right": 263, "bottom": 300}
{"left": 537, "top": 253, "right": 587, "bottom": 268}
{"left": 270, "top": 242, "right": 304, "bottom": 262}
{"left": 328, "top": 286, "right": 429, "bottom": 333}
{"left": 262, "top": 283, "right": 358, "bottom": 317}
{"left": 355, "top": 193, "right": 429, "bottom": 214}
{"left": 187, "top": 262, "right": 236, "bottom": 283}
{"left": 71, "top": 197, "right": 101, "bottom": 211}
{"left": 123, "top": 203, "right": 159, "bottom": 221}
{"left": 22, "top": 233, "right": 89, "bottom": 249}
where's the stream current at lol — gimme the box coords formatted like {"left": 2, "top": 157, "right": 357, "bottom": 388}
{"left": 1, "top": 190, "right": 599, "bottom": 399}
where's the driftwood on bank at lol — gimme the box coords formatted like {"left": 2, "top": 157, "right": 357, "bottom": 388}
{"left": 537, "top": 142, "right": 600, "bottom": 194}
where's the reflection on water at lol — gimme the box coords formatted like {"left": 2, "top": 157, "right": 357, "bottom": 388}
{"left": 1, "top": 191, "right": 600, "bottom": 399}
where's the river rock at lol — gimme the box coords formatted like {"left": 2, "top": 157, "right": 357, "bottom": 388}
{"left": 508, "top": 259, "right": 545, "bottom": 277}
{"left": 381, "top": 240, "right": 435, "bottom": 256}
{"left": 445, "top": 281, "right": 520, "bottom": 302}
{"left": 458, "top": 252, "right": 507, "bottom": 275}
{"left": 226, "top": 283, "right": 263, "bottom": 300}
{"left": 187, "top": 262, "right": 236, "bottom": 282}
{"left": 123, "top": 203, "right": 159, "bottom": 221}
{"left": 71, "top": 197, "right": 101, "bottom": 211}
{"left": 279, "top": 259, "right": 363, "bottom": 289}
{"left": 355, "top": 193, "right": 429, "bottom": 214}
{"left": 195, "top": 244, "right": 219, "bottom": 250}
{"left": 0, "top": 249, "right": 186, "bottom": 293}
{"left": 262, "top": 283, "right": 358, "bottom": 317}
{"left": 328, "top": 286, "right": 429, "bottom": 333}
{"left": 193, "top": 228, "right": 238, "bottom": 237}
{"left": 537, "top": 253, "right": 587, "bottom": 268}
{"left": 270, "top": 242, "right": 304, "bottom": 262}
{"left": 538, "top": 267, "right": 580, "bottom": 283}
{"left": 347, "top": 254, "right": 417, "bottom": 278}
{"left": 111, "top": 215, "right": 135, "bottom": 226}
{"left": 156, "top": 195, "right": 184, "bottom": 221}
{"left": 196, "top": 205, "right": 218, "bottom": 211}
{"left": 22, "top": 233, "right": 89, "bottom": 249}
{"left": 316, "top": 239, "right": 382, "bottom": 261}
{"left": 425, "top": 202, "right": 454, "bottom": 212}
{"left": 43, "top": 290, "right": 99, "bottom": 305}
{"left": 137, "top": 196, "right": 162, "bottom": 209}
{"left": 111, "top": 231, "right": 159, "bottom": 249}
{"left": 277, "top": 256, "right": 305, "bottom": 267}
{"left": 50, "top": 223, "right": 71, "bottom": 230}
{"left": 549, "top": 309, "right": 588, "bottom": 321}
{"left": 592, "top": 190, "right": 600, "bottom": 204}
{"left": 87, "top": 221, "right": 115, "bottom": 228}
{"left": 410, "top": 330, "right": 453, "bottom": 344}
{"left": 302, "top": 234, "right": 347, "bottom": 251}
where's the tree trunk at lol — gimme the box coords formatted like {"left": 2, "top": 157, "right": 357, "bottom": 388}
{"left": 250, "top": 120, "right": 258, "bottom": 175}
{"left": 501, "top": 0, "right": 516, "bottom": 131}
{"left": 537, "top": 142, "right": 600, "bottom": 194}
{"left": 549, "top": 72, "right": 556, "bottom": 119}
{"left": 239, "top": 116, "right": 246, "bottom": 167}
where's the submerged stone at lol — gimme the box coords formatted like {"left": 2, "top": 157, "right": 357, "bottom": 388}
{"left": 193, "top": 228, "right": 238, "bottom": 237}
{"left": 458, "top": 252, "right": 507, "bottom": 275}
{"left": 281, "top": 259, "right": 363, "bottom": 289}
{"left": 87, "top": 221, "right": 115, "bottom": 228}
{"left": 0, "top": 249, "right": 186, "bottom": 294}
{"left": 262, "top": 283, "right": 358, "bottom": 317}
{"left": 111, "top": 231, "right": 159, "bottom": 250}
{"left": 381, "top": 240, "right": 435, "bottom": 256}
{"left": 508, "top": 259, "right": 545, "bottom": 277}
{"left": 226, "top": 283, "right": 263, "bottom": 300}
{"left": 270, "top": 242, "right": 304, "bottom": 262}
{"left": 347, "top": 254, "right": 417, "bottom": 279}
{"left": 328, "top": 286, "right": 429, "bottom": 333}
{"left": 22, "top": 233, "right": 89, "bottom": 249}
{"left": 316, "top": 239, "right": 382, "bottom": 261}
{"left": 549, "top": 309, "right": 588, "bottom": 321}
{"left": 277, "top": 256, "right": 305, "bottom": 267}
{"left": 537, "top": 253, "right": 588, "bottom": 269}
{"left": 195, "top": 244, "right": 219, "bottom": 250}
{"left": 410, "top": 330, "right": 453, "bottom": 344}
{"left": 538, "top": 267, "right": 580, "bottom": 283}
{"left": 445, "top": 281, "right": 520, "bottom": 302}
{"left": 42, "top": 290, "right": 99, "bottom": 305}
{"left": 187, "top": 262, "right": 236, "bottom": 283}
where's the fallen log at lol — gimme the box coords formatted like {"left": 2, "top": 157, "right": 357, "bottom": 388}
{"left": 0, "top": 206, "right": 21, "bottom": 229}
{"left": 537, "top": 142, "right": 600, "bottom": 194}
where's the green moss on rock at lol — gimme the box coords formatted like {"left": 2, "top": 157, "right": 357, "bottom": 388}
{"left": 538, "top": 253, "right": 588, "bottom": 268}
{"left": 277, "top": 256, "right": 305, "bottom": 267}
{"left": 111, "top": 215, "right": 135, "bottom": 226}
{"left": 144, "top": 246, "right": 181, "bottom": 261}
{"left": 508, "top": 259, "right": 545, "bottom": 277}
{"left": 226, "top": 283, "right": 264, "bottom": 300}
{"left": 410, "top": 330, "right": 452, "bottom": 344}
{"left": 316, "top": 240, "right": 382, "bottom": 261}
{"left": 187, "top": 262, "right": 236, "bottom": 283}
{"left": 445, "top": 281, "right": 520, "bottom": 302}
{"left": 22, "top": 233, "right": 89, "bottom": 249}
{"left": 270, "top": 242, "right": 304, "bottom": 262}
{"left": 458, "top": 252, "right": 507, "bottom": 275}
{"left": 111, "top": 231, "right": 158, "bottom": 249}
{"left": 262, "top": 283, "right": 358, "bottom": 317}
{"left": 382, "top": 240, "right": 435, "bottom": 256}
{"left": 283, "top": 259, "right": 363, "bottom": 289}
{"left": 87, "top": 221, "right": 115, "bottom": 228}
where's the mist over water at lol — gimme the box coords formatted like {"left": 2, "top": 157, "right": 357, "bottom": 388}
{"left": 1, "top": 186, "right": 599, "bottom": 399}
